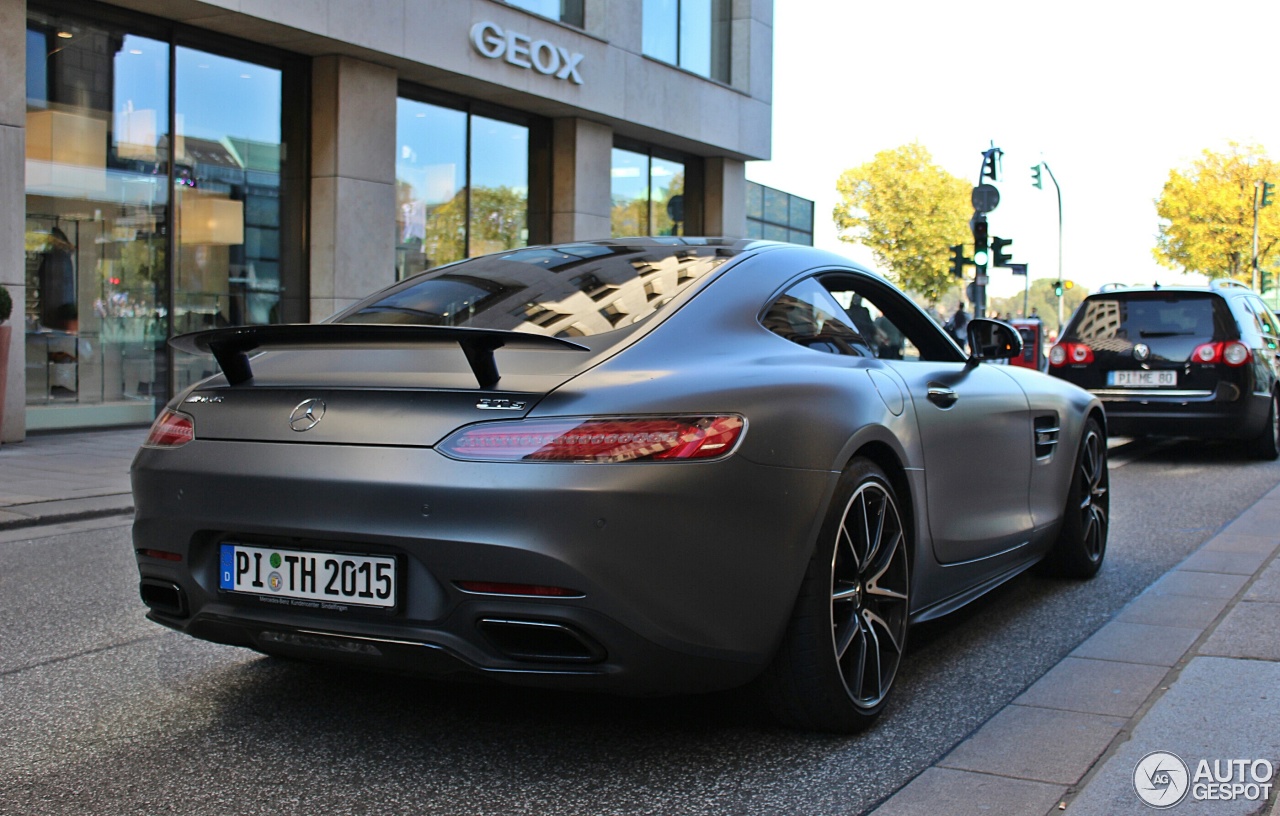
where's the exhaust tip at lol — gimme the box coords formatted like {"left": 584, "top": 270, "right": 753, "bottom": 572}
{"left": 477, "top": 618, "right": 605, "bottom": 664}
{"left": 139, "top": 578, "right": 187, "bottom": 617}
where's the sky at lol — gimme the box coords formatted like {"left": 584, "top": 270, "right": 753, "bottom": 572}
{"left": 746, "top": 0, "right": 1280, "bottom": 301}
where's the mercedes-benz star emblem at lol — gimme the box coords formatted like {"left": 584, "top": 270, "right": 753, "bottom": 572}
{"left": 289, "top": 398, "right": 326, "bottom": 432}
{"left": 1133, "top": 343, "right": 1151, "bottom": 361}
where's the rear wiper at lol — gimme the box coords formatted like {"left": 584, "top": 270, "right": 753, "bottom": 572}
{"left": 1139, "top": 330, "right": 1194, "bottom": 337}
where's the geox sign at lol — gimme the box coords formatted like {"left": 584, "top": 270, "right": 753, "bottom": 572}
{"left": 470, "top": 21, "right": 585, "bottom": 85}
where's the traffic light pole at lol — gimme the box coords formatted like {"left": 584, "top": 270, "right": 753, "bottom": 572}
{"left": 1254, "top": 182, "right": 1261, "bottom": 293}
{"left": 1040, "top": 161, "right": 1065, "bottom": 331}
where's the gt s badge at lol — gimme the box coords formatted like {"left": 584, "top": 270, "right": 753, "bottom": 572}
{"left": 477, "top": 398, "right": 527, "bottom": 410}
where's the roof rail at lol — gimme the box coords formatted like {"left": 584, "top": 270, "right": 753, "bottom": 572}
{"left": 1210, "top": 279, "right": 1251, "bottom": 291}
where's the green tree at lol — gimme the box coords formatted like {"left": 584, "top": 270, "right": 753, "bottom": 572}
{"left": 988, "top": 278, "right": 1088, "bottom": 331}
{"left": 1154, "top": 143, "right": 1280, "bottom": 281}
{"left": 834, "top": 143, "right": 972, "bottom": 304}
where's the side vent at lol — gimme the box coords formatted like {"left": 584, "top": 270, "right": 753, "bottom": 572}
{"left": 1034, "top": 415, "right": 1060, "bottom": 459}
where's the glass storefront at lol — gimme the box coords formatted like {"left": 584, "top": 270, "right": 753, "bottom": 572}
{"left": 610, "top": 147, "right": 686, "bottom": 237}
{"left": 746, "top": 181, "right": 814, "bottom": 246}
{"left": 23, "top": 4, "right": 304, "bottom": 429}
{"left": 395, "top": 95, "right": 532, "bottom": 280}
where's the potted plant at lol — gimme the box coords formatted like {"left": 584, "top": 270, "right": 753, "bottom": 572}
{"left": 0, "top": 283, "right": 11, "bottom": 442}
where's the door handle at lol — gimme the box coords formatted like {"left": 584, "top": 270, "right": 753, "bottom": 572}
{"left": 927, "top": 385, "right": 958, "bottom": 408}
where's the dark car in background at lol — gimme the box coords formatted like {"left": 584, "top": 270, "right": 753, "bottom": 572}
{"left": 132, "top": 239, "right": 1108, "bottom": 733}
{"left": 1048, "top": 280, "right": 1280, "bottom": 458}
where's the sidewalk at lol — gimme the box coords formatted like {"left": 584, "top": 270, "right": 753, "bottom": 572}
{"left": 0, "top": 428, "right": 145, "bottom": 529}
{"left": 1, "top": 428, "right": 1277, "bottom": 815}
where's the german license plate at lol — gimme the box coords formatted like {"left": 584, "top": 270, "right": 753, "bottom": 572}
{"left": 219, "top": 543, "right": 396, "bottom": 608}
{"left": 1109, "top": 370, "right": 1176, "bottom": 387}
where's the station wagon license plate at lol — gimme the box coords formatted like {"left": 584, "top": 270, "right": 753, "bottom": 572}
{"left": 1108, "top": 370, "right": 1177, "bottom": 387}
{"left": 219, "top": 543, "right": 396, "bottom": 608}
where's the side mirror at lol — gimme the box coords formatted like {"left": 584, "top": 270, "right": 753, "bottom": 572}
{"left": 967, "top": 318, "right": 1023, "bottom": 363}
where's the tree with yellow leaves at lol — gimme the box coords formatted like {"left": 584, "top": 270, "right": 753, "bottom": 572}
{"left": 1154, "top": 143, "right": 1280, "bottom": 284}
{"left": 834, "top": 143, "right": 972, "bottom": 304}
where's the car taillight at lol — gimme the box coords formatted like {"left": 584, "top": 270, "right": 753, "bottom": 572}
{"left": 143, "top": 409, "right": 195, "bottom": 448}
{"left": 1049, "top": 343, "right": 1093, "bottom": 367}
{"left": 1192, "top": 341, "right": 1251, "bottom": 366}
{"left": 438, "top": 415, "right": 745, "bottom": 463}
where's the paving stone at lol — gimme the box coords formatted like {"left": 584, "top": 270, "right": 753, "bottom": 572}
{"left": 1013, "top": 657, "right": 1169, "bottom": 718}
{"left": 1179, "top": 549, "right": 1271, "bottom": 576}
{"left": 1244, "top": 561, "right": 1280, "bottom": 602}
{"left": 1147, "top": 570, "right": 1248, "bottom": 600}
{"left": 1201, "top": 532, "right": 1280, "bottom": 555}
{"left": 1116, "top": 592, "right": 1231, "bottom": 629}
{"left": 938, "top": 705, "right": 1126, "bottom": 785}
{"left": 1070, "top": 621, "right": 1203, "bottom": 667}
{"left": 1197, "top": 601, "right": 1280, "bottom": 661}
{"left": 870, "top": 767, "right": 1065, "bottom": 816}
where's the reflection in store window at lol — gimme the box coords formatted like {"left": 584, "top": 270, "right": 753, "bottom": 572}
{"left": 611, "top": 148, "right": 686, "bottom": 237}
{"left": 24, "top": 13, "right": 169, "bottom": 419}
{"left": 395, "top": 98, "right": 530, "bottom": 280}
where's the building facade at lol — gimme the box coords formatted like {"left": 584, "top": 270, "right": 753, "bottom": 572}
{"left": 0, "top": 0, "right": 774, "bottom": 440}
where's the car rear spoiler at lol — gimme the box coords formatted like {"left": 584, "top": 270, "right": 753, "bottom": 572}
{"left": 170, "top": 324, "right": 590, "bottom": 389}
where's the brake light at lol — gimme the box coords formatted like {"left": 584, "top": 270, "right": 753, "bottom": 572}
{"left": 1192, "top": 342, "right": 1251, "bottom": 366}
{"left": 143, "top": 409, "right": 195, "bottom": 448}
{"left": 1049, "top": 343, "right": 1093, "bottom": 367}
{"left": 439, "top": 415, "right": 745, "bottom": 463}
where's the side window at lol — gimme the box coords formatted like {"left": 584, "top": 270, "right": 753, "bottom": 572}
{"left": 761, "top": 278, "right": 875, "bottom": 357}
{"left": 1247, "top": 297, "right": 1278, "bottom": 338}
{"left": 761, "top": 273, "right": 959, "bottom": 362}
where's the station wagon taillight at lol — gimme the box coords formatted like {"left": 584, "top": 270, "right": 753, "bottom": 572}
{"left": 1191, "top": 341, "right": 1251, "bottom": 366}
{"left": 143, "top": 409, "right": 195, "bottom": 448}
{"left": 439, "top": 415, "right": 745, "bottom": 463}
{"left": 1049, "top": 343, "right": 1094, "bottom": 367}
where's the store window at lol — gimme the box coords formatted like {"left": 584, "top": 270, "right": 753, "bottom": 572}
{"left": 24, "top": 5, "right": 305, "bottom": 429}
{"left": 641, "top": 0, "right": 731, "bottom": 83}
{"left": 611, "top": 147, "right": 687, "bottom": 237}
{"left": 746, "top": 181, "right": 814, "bottom": 246}
{"left": 502, "top": 0, "right": 585, "bottom": 27}
{"left": 396, "top": 96, "right": 532, "bottom": 280}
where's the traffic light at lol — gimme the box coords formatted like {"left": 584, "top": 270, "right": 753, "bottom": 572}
{"left": 1032, "top": 164, "right": 1043, "bottom": 189}
{"left": 972, "top": 216, "right": 989, "bottom": 266}
{"left": 991, "top": 236, "right": 1013, "bottom": 267}
{"left": 1263, "top": 181, "right": 1275, "bottom": 208}
{"left": 1065, "top": 280, "right": 1074, "bottom": 291}
{"left": 1262, "top": 268, "right": 1272, "bottom": 293}
{"left": 981, "top": 147, "right": 1002, "bottom": 182}
{"left": 1054, "top": 280, "right": 1064, "bottom": 297}
{"left": 949, "top": 244, "right": 967, "bottom": 278}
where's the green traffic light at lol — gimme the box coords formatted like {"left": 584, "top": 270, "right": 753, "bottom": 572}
{"left": 973, "top": 249, "right": 989, "bottom": 266}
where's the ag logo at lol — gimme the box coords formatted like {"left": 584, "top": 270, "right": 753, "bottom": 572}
{"left": 1134, "top": 751, "right": 1190, "bottom": 808}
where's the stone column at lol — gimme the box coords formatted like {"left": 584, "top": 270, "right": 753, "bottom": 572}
{"left": 702, "top": 156, "right": 747, "bottom": 239}
{"left": 310, "top": 56, "right": 397, "bottom": 321}
{"left": 0, "top": 0, "right": 27, "bottom": 442}
{"left": 550, "top": 118, "right": 613, "bottom": 243}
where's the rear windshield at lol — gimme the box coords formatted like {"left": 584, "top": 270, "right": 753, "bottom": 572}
{"left": 336, "top": 242, "right": 737, "bottom": 338}
{"left": 1066, "top": 292, "right": 1231, "bottom": 344}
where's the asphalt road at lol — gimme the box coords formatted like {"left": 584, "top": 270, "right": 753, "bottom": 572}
{"left": 2, "top": 437, "right": 1277, "bottom": 816}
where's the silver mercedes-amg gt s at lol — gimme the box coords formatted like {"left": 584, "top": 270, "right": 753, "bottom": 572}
{"left": 131, "top": 238, "right": 1108, "bottom": 733}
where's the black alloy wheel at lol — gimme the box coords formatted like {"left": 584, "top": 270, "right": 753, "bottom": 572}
{"left": 762, "top": 458, "right": 911, "bottom": 732}
{"left": 1249, "top": 392, "right": 1280, "bottom": 461}
{"left": 1041, "top": 417, "right": 1108, "bottom": 578}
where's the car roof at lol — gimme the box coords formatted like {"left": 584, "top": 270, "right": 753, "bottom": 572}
{"left": 1087, "top": 280, "right": 1256, "bottom": 298}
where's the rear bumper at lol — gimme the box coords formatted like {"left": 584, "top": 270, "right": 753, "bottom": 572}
{"left": 131, "top": 440, "right": 835, "bottom": 694}
{"left": 1097, "top": 389, "right": 1271, "bottom": 439}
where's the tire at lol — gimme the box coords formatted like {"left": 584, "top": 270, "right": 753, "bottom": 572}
{"left": 1248, "top": 392, "right": 1280, "bottom": 461}
{"left": 760, "top": 458, "right": 911, "bottom": 733}
{"left": 1040, "top": 417, "right": 1108, "bottom": 579}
